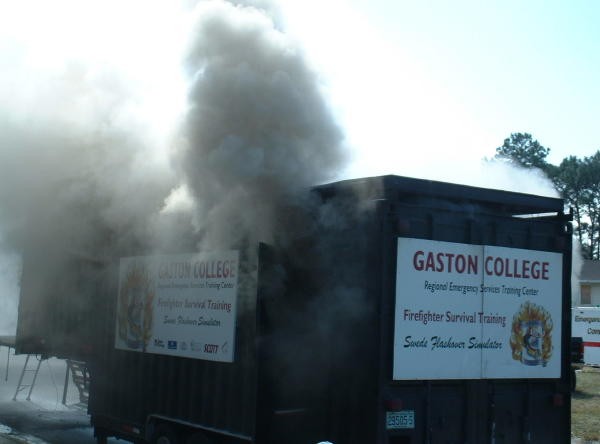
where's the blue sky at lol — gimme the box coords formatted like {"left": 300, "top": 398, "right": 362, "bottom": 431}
{"left": 281, "top": 0, "right": 600, "bottom": 176}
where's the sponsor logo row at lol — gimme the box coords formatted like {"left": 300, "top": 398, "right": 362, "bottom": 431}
{"left": 153, "top": 338, "right": 227, "bottom": 354}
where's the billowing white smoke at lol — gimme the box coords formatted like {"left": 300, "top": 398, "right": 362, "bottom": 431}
{"left": 0, "top": 0, "right": 346, "bottom": 332}
{"left": 0, "top": 2, "right": 186, "bottom": 256}
{"left": 0, "top": 2, "right": 185, "bottom": 333}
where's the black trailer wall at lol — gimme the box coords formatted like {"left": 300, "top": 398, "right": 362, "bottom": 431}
{"left": 312, "top": 176, "right": 572, "bottom": 444}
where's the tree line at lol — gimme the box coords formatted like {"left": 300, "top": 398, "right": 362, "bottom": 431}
{"left": 495, "top": 133, "right": 600, "bottom": 260}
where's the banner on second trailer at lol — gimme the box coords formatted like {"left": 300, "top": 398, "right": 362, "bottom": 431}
{"left": 114, "top": 251, "right": 239, "bottom": 363}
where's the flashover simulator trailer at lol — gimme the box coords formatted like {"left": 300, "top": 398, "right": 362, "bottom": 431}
{"left": 15, "top": 175, "right": 573, "bottom": 444}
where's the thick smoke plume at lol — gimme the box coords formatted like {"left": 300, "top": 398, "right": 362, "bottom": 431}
{"left": 0, "top": 0, "right": 346, "bottom": 253}
{"left": 176, "top": 0, "right": 346, "bottom": 249}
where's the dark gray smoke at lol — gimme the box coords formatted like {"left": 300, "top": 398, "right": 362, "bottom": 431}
{"left": 176, "top": 0, "right": 347, "bottom": 249}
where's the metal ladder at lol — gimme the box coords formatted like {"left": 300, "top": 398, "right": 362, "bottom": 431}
{"left": 12, "top": 354, "right": 43, "bottom": 401}
{"left": 62, "top": 360, "right": 90, "bottom": 406}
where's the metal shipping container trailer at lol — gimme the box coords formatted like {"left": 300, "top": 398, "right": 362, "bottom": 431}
{"left": 15, "top": 175, "right": 572, "bottom": 444}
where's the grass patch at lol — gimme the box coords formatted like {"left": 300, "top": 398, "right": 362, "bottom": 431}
{"left": 572, "top": 367, "right": 600, "bottom": 440}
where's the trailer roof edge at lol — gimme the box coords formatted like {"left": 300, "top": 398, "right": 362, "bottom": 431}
{"left": 314, "top": 175, "right": 565, "bottom": 216}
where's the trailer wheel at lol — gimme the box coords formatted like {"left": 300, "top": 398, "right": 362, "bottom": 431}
{"left": 94, "top": 427, "right": 108, "bottom": 444}
{"left": 151, "top": 423, "right": 180, "bottom": 444}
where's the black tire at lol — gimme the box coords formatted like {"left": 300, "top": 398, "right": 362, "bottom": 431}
{"left": 571, "top": 366, "right": 577, "bottom": 392}
{"left": 151, "top": 423, "right": 180, "bottom": 444}
{"left": 94, "top": 427, "right": 108, "bottom": 444}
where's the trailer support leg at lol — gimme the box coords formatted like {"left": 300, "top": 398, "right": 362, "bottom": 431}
{"left": 4, "top": 346, "right": 9, "bottom": 382}
{"left": 62, "top": 361, "right": 71, "bottom": 405}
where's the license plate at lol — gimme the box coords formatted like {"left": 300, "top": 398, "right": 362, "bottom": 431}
{"left": 386, "top": 410, "right": 414, "bottom": 429}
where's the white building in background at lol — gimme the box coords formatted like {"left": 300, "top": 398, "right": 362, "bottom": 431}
{"left": 576, "top": 260, "right": 600, "bottom": 306}
{"left": 573, "top": 260, "right": 600, "bottom": 365}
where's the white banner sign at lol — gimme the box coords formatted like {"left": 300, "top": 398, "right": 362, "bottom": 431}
{"left": 115, "top": 251, "right": 239, "bottom": 363}
{"left": 393, "top": 238, "right": 563, "bottom": 380}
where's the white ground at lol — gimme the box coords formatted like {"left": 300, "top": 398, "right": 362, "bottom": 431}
{"left": 0, "top": 346, "right": 119, "bottom": 443}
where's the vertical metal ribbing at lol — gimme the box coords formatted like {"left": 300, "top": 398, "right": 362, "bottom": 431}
{"left": 425, "top": 381, "right": 432, "bottom": 444}
{"left": 488, "top": 382, "right": 496, "bottom": 444}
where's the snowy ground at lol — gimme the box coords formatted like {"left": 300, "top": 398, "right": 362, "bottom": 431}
{"left": 0, "top": 345, "right": 119, "bottom": 444}
{"left": 0, "top": 348, "right": 79, "bottom": 408}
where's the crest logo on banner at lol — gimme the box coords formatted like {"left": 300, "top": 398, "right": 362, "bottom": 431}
{"left": 117, "top": 261, "right": 155, "bottom": 352}
{"left": 510, "top": 301, "right": 553, "bottom": 367}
